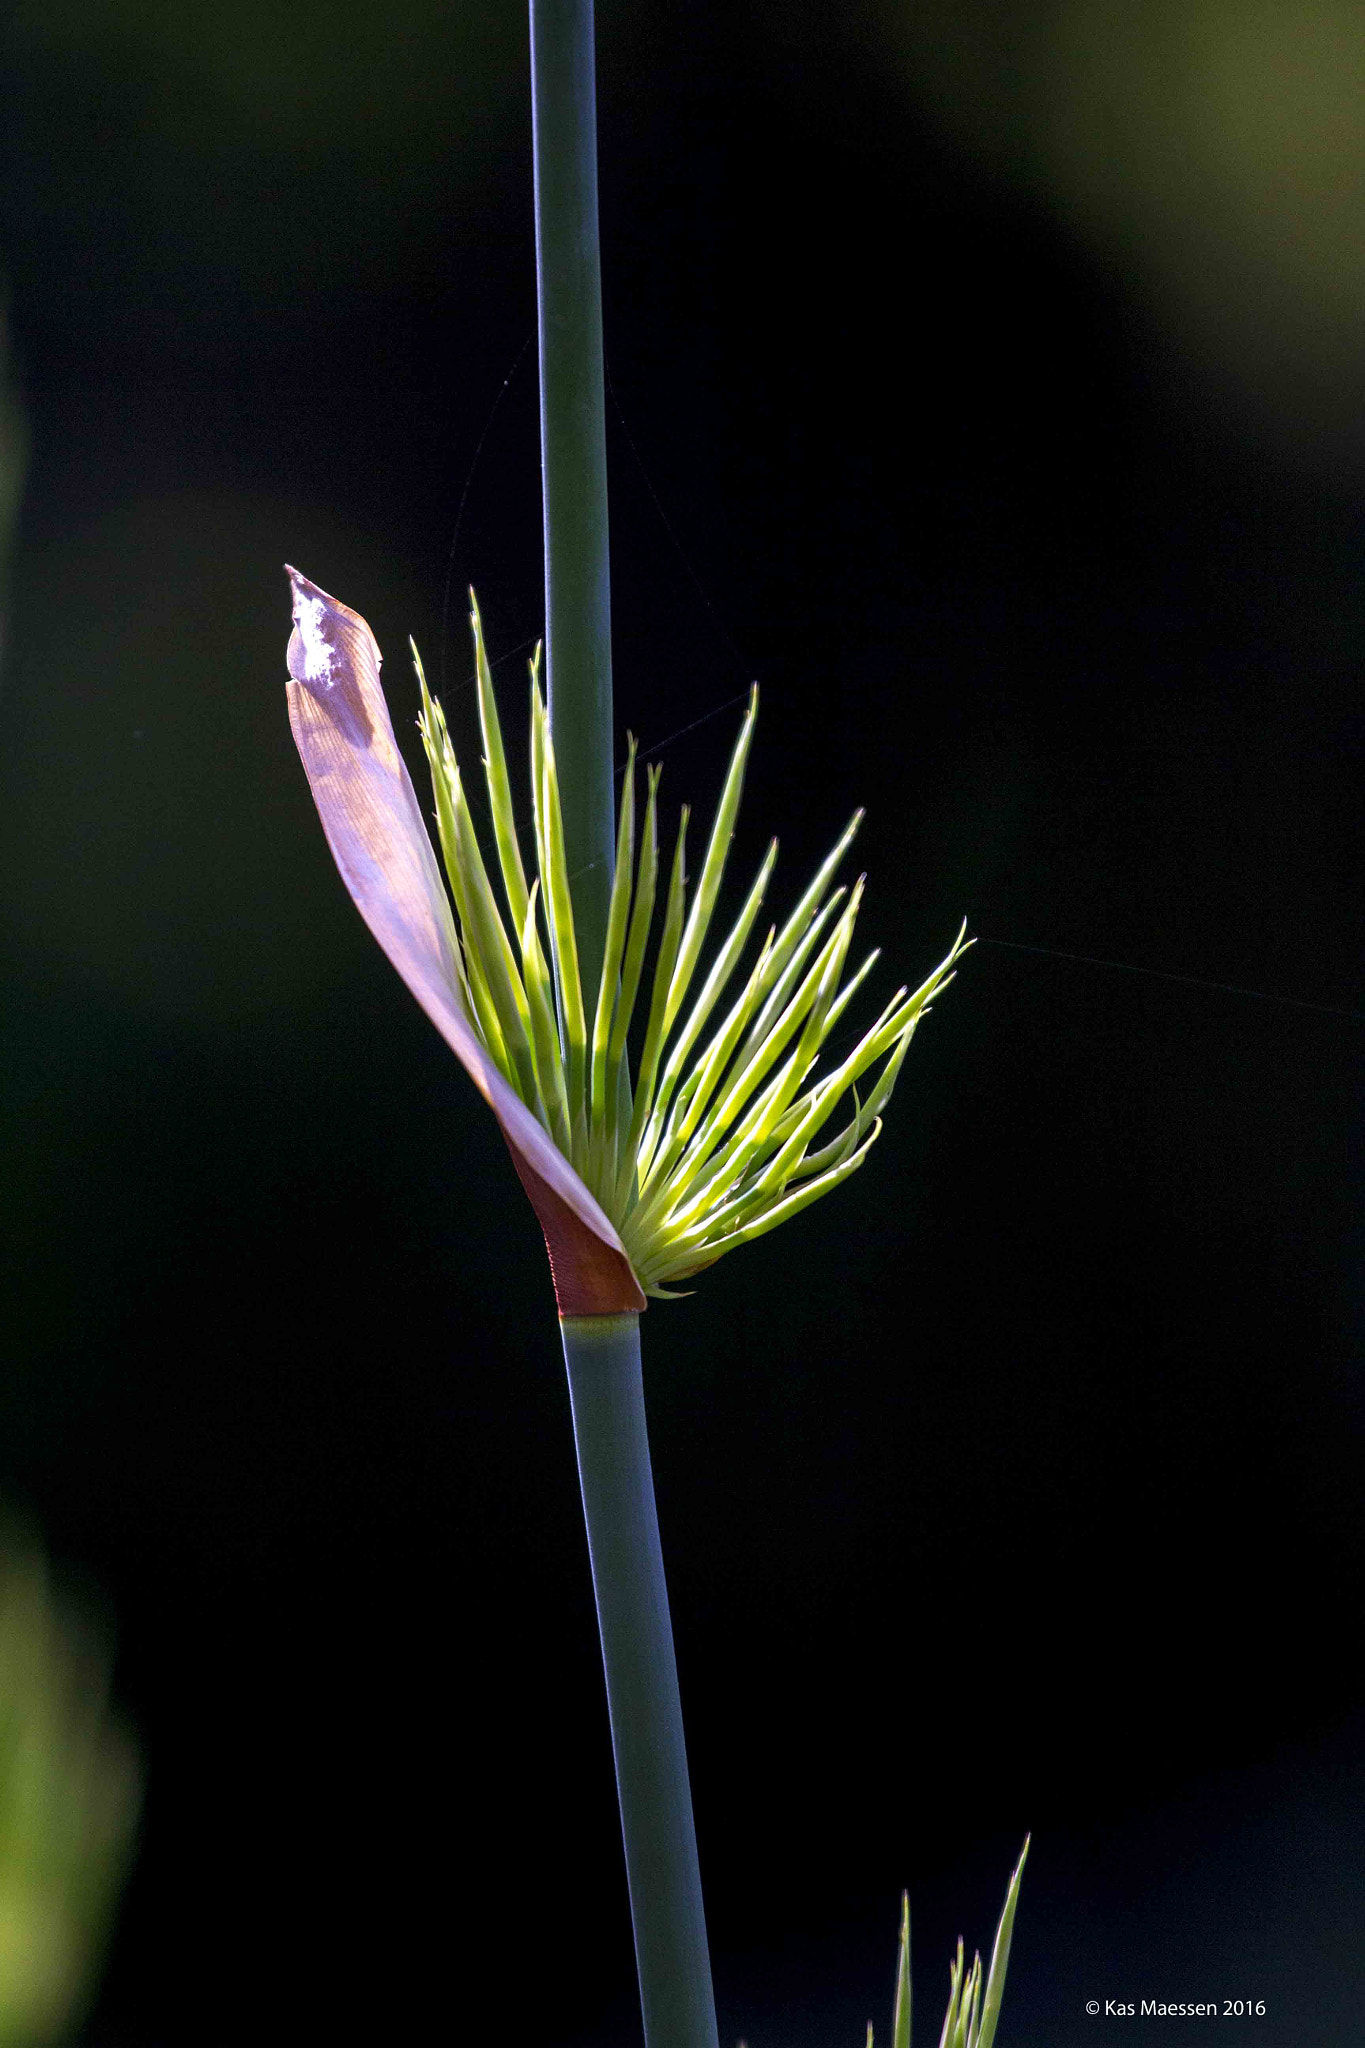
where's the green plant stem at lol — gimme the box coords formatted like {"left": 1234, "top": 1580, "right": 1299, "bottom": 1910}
{"left": 533, "top": 14, "right": 714, "bottom": 2041}
{"left": 529, "top": 0, "right": 615, "bottom": 1002}
{"left": 560, "top": 1314, "right": 719, "bottom": 2048}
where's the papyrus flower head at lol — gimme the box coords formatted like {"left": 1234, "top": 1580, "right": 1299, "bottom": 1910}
{"left": 286, "top": 570, "right": 967, "bottom": 1314}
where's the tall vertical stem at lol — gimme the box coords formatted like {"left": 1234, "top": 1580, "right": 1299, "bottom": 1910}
{"left": 560, "top": 1315, "right": 720, "bottom": 2048}
{"left": 529, "top": 0, "right": 615, "bottom": 1004}
{"left": 532, "top": 14, "right": 714, "bottom": 2041}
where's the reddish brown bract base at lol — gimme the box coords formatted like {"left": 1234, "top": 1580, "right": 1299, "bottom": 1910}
{"left": 504, "top": 1138, "right": 646, "bottom": 1315}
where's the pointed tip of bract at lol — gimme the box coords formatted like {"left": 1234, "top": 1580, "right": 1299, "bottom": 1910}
{"left": 285, "top": 568, "right": 356, "bottom": 693}
{"left": 285, "top": 563, "right": 318, "bottom": 616}
{"left": 284, "top": 564, "right": 337, "bottom": 615}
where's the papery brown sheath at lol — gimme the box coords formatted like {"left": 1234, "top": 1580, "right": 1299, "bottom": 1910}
{"left": 284, "top": 567, "right": 645, "bottom": 1315}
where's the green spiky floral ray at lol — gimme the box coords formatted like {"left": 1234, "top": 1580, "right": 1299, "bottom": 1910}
{"left": 415, "top": 596, "right": 969, "bottom": 1299}
{"left": 868, "top": 1838, "right": 1029, "bottom": 2048}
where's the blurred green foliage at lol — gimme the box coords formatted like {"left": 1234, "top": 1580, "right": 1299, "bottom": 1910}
{"left": 3, "top": 0, "right": 509, "bottom": 136}
{"left": 0, "top": 298, "right": 25, "bottom": 665}
{"left": 0, "top": 0, "right": 523, "bottom": 346}
{"left": 1, "top": 277, "right": 133, "bottom": 2048}
{"left": 874, "top": 0, "right": 1365, "bottom": 442}
{"left": 0, "top": 1538, "right": 140, "bottom": 2046}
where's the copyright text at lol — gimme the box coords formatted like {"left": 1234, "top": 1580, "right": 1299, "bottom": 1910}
{"left": 1084, "top": 2000, "right": 1266, "bottom": 2018}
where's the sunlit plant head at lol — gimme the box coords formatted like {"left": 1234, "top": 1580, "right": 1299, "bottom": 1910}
{"left": 416, "top": 595, "right": 968, "bottom": 1298}
{"left": 285, "top": 570, "right": 967, "bottom": 1311}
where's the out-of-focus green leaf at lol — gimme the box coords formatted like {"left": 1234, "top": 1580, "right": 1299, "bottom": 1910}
{"left": 0, "top": 1534, "right": 141, "bottom": 2048}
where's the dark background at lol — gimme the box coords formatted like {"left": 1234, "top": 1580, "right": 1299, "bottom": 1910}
{"left": 1, "top": 3, "right": 1362, "bottom": 2043}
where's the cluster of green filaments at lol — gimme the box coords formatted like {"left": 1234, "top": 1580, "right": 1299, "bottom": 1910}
{"left": 866, "top": 1839, "right": 1028, "bottom": 2048}
{"left": 415, "top": 598, "right": 968, "bottom": 1297}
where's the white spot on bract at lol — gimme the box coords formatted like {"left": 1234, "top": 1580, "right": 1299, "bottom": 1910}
{"left": 294, "top": 589, "right": 338, "bottom": 688}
